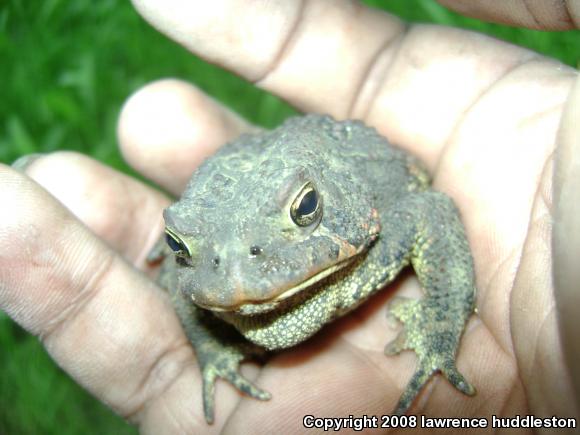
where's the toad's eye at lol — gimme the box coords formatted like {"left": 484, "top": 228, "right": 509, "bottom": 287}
{"left": 165, "top": 230, "right": 190, "bottom": 257}
{"left": 290, "top": 182, "right": 322, "bottom": 227}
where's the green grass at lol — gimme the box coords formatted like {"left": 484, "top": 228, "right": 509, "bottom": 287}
{"left": 0, "top": 0, "right": 577, "bottom": 433}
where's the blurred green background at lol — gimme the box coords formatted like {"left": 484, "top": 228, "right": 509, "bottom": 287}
{"left": 0, "top": 0, "right": 577, "bottom": 433}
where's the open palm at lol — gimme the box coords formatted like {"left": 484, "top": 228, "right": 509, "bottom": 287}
{"left": 1, "top": 1, "right": 578, "bottom": 433}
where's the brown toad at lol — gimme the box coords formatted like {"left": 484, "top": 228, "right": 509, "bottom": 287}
{"left": 154, "top": 114, "right": 476, "bottom": 423}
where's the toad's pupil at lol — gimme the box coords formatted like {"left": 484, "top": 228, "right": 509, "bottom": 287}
{"left": 166, "top": 233, "right": 183, "bottom": 252}
{"left": 297, "top": 189, "right": 318, "bottom": 216}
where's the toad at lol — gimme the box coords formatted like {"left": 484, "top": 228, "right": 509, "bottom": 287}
{"left": 153, "top": 114, "right": 476, "bottom": 423}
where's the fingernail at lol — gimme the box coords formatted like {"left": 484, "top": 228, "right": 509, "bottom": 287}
{"left": 11, "top": 153, "right": 45, "bottom": 171}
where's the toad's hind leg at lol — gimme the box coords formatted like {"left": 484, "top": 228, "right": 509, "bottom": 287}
{"left": 380, "top": 191, "right": 476, "bottom": 414}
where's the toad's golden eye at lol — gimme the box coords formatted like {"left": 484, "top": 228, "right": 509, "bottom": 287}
{"left": 165, "top": 229, "right": 191, "bottom": 257}
{"left": 290, "top": 182, "right": 322, "bottom": 227}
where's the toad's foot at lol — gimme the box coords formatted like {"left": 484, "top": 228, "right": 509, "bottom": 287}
{"left": 384, "top": 296, "right": 475, "bottom": 415}
{"left": 198, "top": 343, "right": 271, "bottom": 424}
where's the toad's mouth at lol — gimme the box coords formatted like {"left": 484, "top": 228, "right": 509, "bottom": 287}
{"left": 236, "top": 256, "right": 360, "bottom": 315}
{"left": 214, "top": 251, "right": 370, "bottom": 350}
{"left": 196, "top": 255, "right": 360, "bottom": 315}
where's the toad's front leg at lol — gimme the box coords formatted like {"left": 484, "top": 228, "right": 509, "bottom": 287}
{"left": 380, "top": 191, "right": 477, "bottom": 414}
{"left": 166, "top": 275, "right": 270, "bottom": 424}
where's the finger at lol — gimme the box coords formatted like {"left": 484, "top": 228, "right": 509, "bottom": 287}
{"left": 437, "top": 0, "right": 580, "bottom": 30}
{"left": 0, "top": 164, "right": 202, "bottom": 426}
{"left": 131, "top": 0, "right": 404, "bottom": 118}
{"left": 548, "top": 75, "right": 580, "bottom": 415}
{"left": 131, "top": 0, "right": 575, "bottom": 169}
{"left": 118, "top": 78, "right": 254, "bottom": 195}
{"left": 13, "top": 151, "right": 169, "bottom": 266}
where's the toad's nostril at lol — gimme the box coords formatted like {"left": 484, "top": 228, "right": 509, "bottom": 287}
{"left": 249, "top": 245, "right": 263, "bottom": 256}
{"left": 212, "top": 256, "right": 220, "bottom": 268}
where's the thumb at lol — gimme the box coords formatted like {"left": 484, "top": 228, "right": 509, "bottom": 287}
{"left": 438, "top": 0, "right": 580, "bottom": 30}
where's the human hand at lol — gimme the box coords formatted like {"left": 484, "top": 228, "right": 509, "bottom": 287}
{"left": 1, "top": 1, "right": 578, "bottom": 433}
